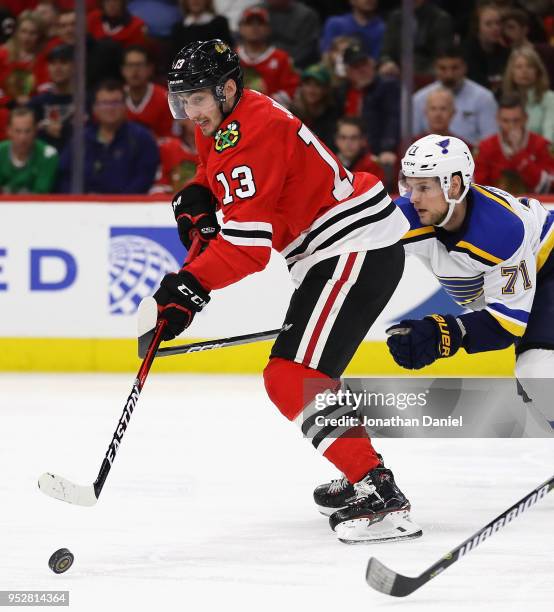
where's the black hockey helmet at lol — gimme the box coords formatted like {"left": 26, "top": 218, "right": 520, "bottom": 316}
{"left": 167, "top": 39, "right": 243, "bottom": 119}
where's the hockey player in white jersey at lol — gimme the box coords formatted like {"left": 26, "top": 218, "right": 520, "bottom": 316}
{"left": 385, "top": 134, "right": 554, "bottom": 426}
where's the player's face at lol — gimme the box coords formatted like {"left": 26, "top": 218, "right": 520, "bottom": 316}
{"left": 435, "top": 58, "right": 465, "bottom": 89}
{"left": 404, "top": 178, "right": 448, "bottom": 226}
{"left": 8, "top": 115, "right": 36, "bottom": 154}
{"left": 177, "top": 90, "right": 223, "bottom": 136}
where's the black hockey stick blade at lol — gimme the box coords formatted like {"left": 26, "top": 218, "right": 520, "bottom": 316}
{"left": 366, "top": 473, "right": 554, "bottom": 597}
{"left": 366, "top": 558, "right": 424, "bottom": 597}
{"left": 137, "top": 297, "right": 158, "bottom": 358}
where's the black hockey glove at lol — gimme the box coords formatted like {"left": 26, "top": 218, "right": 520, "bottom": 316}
{"left": 153, "top": 270, "right": 210, "bottom": 341}
{"left": 172, "top": 184, "right": 219, "bottom": 252}
{"left": 386, "top": 314, "right": 464, "bottom": 370}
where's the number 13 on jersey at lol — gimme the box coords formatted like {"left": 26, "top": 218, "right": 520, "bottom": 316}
{"left": 215, "top": 124, "right": 355, "bottom": 207}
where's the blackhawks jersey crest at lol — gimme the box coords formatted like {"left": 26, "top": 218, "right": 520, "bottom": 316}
{"left": 214, "top": 121, "right": 241, "bottom": 153}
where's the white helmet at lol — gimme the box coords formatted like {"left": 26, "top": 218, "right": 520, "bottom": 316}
{"left": 399, "top": 134, "right": 475, "bottom": 227}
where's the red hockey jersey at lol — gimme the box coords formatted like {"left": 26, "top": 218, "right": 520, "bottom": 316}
{"left": 237, "top": 46, "right": 300, "bottom": 106}
{"left": 474, "top": 131, "right": 554, "bottom": 193}
{"left": 185, "top": 89, "right": 408, "bottom": 291}
{"left": 125, "top": 83, "right": 173, "bottom": 138}
{"left": 87, "top": 10, "right": 147, "bottom": 47}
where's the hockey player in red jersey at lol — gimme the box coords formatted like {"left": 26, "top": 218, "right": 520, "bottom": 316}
{"left": 154, "top": 39, "right": 421, "bottom": 543}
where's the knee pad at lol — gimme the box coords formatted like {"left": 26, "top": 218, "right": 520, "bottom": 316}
{"left": 263, "top": 357, "right": 334, "bottom": 421}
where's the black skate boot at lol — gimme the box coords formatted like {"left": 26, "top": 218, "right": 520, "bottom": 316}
{"left": 313, "top": 454, "right": 384, "bottom": 517}
{"left": 329, "top": 466, "right": 422, "bottom": 544}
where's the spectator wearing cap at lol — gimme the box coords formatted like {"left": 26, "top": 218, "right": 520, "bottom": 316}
{"left": 237, "top": 6, "right": 299, "bottom": 108}
{"left": 87, "top": 0, "right": 148, "bottom": 48}
{"left": 412, "top": 45, "right": 497, "bottom": 146}
{"left": 0, "top": 106, "right": 58, "bottom": 194}
{"left": 413, "top": 88, "right": 469, "bottom": 146}
{"left": 320, "top": 0, "right": 384, "bottom": 61}
{"left": 122, "top": 45, "right": 173, "bottom": 138}
{"left": 379, "top": 0, "right": 453, "bottom": 80}
{"left": 289, "top": 64, "right": 341, "bottom": 149}
{"left": 338, "top": 42, "right": 400, "bottom": 165}
{"left": 28, "top": 44, "right": 74, "bottom": 152}
{"left": 334, "top": 116, "right": 384, "bottom": 181}
{"left": 170, "top": 0, "right": 233, "bottom": 59}
{"left": 214, "top": 0, "right": 258, "bottom": 34}
{"left": 262, "top": 0, "right": 320, "bottom": 69}
{"left": 474, "top": 94, "right": 554, "bottom": 194}
{"left": 58, "top": 80, "right": 159, "bottom": 193}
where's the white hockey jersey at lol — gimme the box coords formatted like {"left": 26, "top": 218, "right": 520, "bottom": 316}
{"left": 396, "top": 184, "right": 554, "bottom": 340}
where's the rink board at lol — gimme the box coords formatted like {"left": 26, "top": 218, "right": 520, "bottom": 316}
{"left": 0, "top": 196, "right": 551, "bottom": 373}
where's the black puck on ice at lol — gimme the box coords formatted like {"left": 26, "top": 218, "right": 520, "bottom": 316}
{"left": 48, "top": 548, "right": 74, "bottom": 574}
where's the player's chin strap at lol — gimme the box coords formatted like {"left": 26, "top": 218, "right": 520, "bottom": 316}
{"left": 434, "top": 179, "right": 471, "bottom": 228}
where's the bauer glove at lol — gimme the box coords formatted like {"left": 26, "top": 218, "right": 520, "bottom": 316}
{"left": 386, "top": 314, "right": 464, "bottom": 370}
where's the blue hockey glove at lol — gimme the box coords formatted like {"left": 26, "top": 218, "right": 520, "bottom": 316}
{"left": 386, "top": 314, "right": 464, "bottom": 370}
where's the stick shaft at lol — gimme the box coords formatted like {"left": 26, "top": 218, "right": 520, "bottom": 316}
{"left": 93, "top": 237, "right": 203, "bottom": 497}
{"left": 93, "top": 319, "right": 166, "bottom": 497}
{"left": 156, "top": 328, "right": 282, "bottom": 357}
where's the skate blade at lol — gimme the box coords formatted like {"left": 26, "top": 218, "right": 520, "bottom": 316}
{"left": 335, "top": 510, "right": 423, "bottom": 544}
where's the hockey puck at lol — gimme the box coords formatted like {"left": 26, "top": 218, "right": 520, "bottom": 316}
{"left": 48, "top": 548, "right": 74, "bottom": 574}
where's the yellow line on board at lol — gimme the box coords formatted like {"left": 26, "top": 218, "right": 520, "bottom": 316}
{"left": 0, "top": 338, "right": 515, "bottom": 376}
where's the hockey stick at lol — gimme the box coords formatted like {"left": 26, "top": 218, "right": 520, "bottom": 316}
{"left": 38, "top": 238, "right": 202, "bottom": 507}
{"left": 137, "top": 306, "right": 282, "bottom": 359}
{"left": 366, "top": 473, "right": 554, "bottom": 597}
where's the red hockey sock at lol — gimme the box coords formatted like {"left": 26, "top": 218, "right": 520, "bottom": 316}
{"left": 263, "top": 357, "right": 380, "bottom": 483}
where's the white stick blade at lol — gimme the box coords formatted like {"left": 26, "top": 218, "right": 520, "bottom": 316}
{"left": 366, "top": 557, "right": 397, "bottom": 594}
{"left": 137, "top": 297, "right": 158, "bottom": 358}
{"left": 38, "top": 472, "right": 97, "bottom": 507}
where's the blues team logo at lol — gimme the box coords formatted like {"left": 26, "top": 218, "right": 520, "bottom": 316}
{"left": 436, "top": 138, "right": 450, "bottom": 154}
{"left": 109, "top": 227, "right": 186, "bottom": 315}
{"left": 214, "top": 121, "right": 241, "bottom": 153}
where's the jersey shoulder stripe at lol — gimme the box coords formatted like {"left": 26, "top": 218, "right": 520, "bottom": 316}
{"left": 458, "top": 185, "right": 525, "bottom": 265}
{"left": 486, "top": 302, "right": 529, "bottom": 337}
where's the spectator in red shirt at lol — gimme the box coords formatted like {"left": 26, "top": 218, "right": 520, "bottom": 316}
{"left": 87, "top": 0, "right": 147, "bottom": 48}
{"left": 151, "top": 133, "right": 199, "bottom": 194}
{"left": 474, "top": 94, "right": 554, "bottom": 194}
{"left": 122, "top": 45, "right": 173, "bottom": 138}
{"left": 236, "top": 6, "right": 299, "bottom": 108}
{"left": 0, "top": 10, "right": 49, "bottom": 106}
{"left": 334, "top": 116, "right": 384, "bottom": 181}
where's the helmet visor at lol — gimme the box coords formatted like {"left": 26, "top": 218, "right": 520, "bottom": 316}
{"left": 167, "top": 89, "right": 219, "bottom": 120}
{"left": 398, "top": 172, "right": 444, "bottom": 198}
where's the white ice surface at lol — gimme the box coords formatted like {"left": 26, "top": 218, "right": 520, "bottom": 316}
{"left": 0, "top": 373, "right": 552, "bottom": 612}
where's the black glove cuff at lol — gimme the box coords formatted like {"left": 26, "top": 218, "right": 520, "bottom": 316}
{"left": 172, "top": 184, "right": 216, "bottom": 220}
{"left": 161, "top": 270, "right": 210, "bottom": 312}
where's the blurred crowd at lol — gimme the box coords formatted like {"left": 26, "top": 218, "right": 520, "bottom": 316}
{"left": 0, "top": 0, "right": 553, "bottom": 195}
